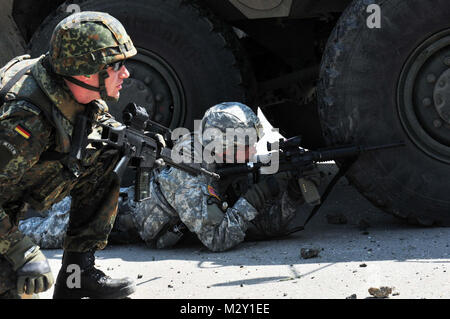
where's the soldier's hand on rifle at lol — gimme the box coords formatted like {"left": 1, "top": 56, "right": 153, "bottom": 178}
{"left": 4, "top": 236, "right": 54, "bottom": 295}
{"left": 244, "top": 171, "right": 294, "bottom": 210}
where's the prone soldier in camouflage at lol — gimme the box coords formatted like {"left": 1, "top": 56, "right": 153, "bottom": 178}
{"left": 117, "top": 102, "right": 312, "bottom": 251}
{"left": 0, "top": 11, "right": 137, "bottom": 299}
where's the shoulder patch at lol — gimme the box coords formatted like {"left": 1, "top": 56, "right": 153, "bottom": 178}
{"left": 0, "top": 141, "right": 17, "bottom": 169}
{"left": 14, "top": 124, "right": 31, "bottom": 139}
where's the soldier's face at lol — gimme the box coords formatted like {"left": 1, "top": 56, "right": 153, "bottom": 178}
{"left": 104, "top": 64, "right": 130, "bottom": 99}
{"left": 221, "top": 144, "right": 257, "bottom": 163}
{"left": 66, "top": 64, "right": 130, "bottom": 103}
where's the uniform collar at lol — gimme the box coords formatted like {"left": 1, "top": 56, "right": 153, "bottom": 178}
{"left": 31, "top": 57, "right": 85, "bottom": 125}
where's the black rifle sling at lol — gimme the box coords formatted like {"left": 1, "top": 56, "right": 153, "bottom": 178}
{"left": 286, "top": 159, "right": 355, "bottom": 235}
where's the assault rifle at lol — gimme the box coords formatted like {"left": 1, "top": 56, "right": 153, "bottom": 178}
{"left": 215, "top": 136, "right": 404, "bottom": 234}
{"left": 216, "top": 136, "right": 405, "bottom": 207}
{"left": 86, "top": 102, "right": 219, "bottom": 201}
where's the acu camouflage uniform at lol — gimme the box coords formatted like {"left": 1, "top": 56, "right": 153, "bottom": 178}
{"left": 118, "top": 103, "right": 305, "bottom": 252}
{"left": 0, "top": 11, "right": 136, "bottom": 296}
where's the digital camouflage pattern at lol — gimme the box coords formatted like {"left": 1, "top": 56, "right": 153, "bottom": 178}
{"left": 117, "top": 103, "right": 304, "bottom": 251}
{"left": 0, "top": 54, "right": 123, "bottom": 293}
{"left": 15, "top": 102, "right": 304, "bottom": 253}
{"left": 199, "top": 102, "right": 263, "bottom": 148}
{"left": 18, "top": 197, "right": 71, "bottom": 249}
{"left": 119, "top": 133, "right": 304, "bottom": 251}
{"left": 50, "top": 11, "right": 137, "bottom": 76}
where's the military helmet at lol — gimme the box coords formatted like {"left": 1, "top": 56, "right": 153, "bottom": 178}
{"left": 200, "top": 102, "right": 263, "bottom": 148}
{"left": 49, "top": 11, "right": 137, "bottom": 76}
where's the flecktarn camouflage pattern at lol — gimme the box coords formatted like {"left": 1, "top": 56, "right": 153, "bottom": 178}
{"left": 49, "top": 11, "right": 137, "bottom": 76}
{"left": 0, "top": 42, "right": 125, "bottom": 298}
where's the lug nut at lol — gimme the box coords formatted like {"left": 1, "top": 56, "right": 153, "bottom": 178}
{"left": 156, "top": 94, "right": 163, "bottom": 102}
{"left": 423, "top": 98, "right": 432, "bottom": 107}
{"left": 444, "top": 57, "right": 450, "bottom": 67}
{"left": 433, "top": 119, "right": 443, "bottom": 128}
{"left": 144, "top": 76, "right": 152, "bottom": 85}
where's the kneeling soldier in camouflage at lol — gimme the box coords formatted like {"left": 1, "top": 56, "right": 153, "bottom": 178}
{"left": 0, "top": 11, "right": 137, "bottom": 299}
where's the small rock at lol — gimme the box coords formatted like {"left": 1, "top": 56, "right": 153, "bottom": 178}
{"left": 240, "top": 284, "right": 244, "bottom": 287}
{"left": 326, "top": 213, "right": 348, "bottom": 225}
{"left": 368, "top": 286, "right": 393, "bottom": 298}
{"left": 346, "top": 294, "right": 357, "bottom": 299}
{"left": 300, "top": 248, "right": 321, "bottom": 259}
{"left": 359, "top": 263, "right": 367, "bottom": 267}
{"left": 168, "top": 285, "right": 173, "bottom": 288}
{"left": 137, "top": 274, "right": 143, "bottom": 279}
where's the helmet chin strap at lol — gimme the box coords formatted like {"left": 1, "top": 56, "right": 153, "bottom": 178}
{"left": 64, "top": 69, "right": 118, "bottom": 102}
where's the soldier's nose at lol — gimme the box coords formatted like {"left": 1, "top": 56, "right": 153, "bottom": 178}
{"left": 120, "top": 66, "right": 130, "bottom": 79}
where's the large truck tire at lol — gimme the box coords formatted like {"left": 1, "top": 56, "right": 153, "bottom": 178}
{"left": 318, "top": 0, "right": 450, "bottom": 225}
{"left": 28, "top": 0, "right": 253, "bottom": 130}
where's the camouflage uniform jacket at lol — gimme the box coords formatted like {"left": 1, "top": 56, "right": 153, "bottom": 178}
{"left": 0, "top": 56, "right": 120, "bottom": 255}
{"left": 126, "top": 134, "right": 303, "bottom": 252}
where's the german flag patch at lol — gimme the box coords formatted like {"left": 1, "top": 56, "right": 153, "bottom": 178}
{"left": 14, "top": 125, "right": 31, "bottom": 139}
{"left": 208, "top": 185, "right": 220, "bottom": 201}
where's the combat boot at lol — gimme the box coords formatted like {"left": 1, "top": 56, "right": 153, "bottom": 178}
{"left": 53, "top": 250, "right": 136, "bottom": 299}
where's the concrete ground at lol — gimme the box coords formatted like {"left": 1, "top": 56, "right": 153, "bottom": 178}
{"left": 39, "top": 174, "right": 450, "bottom": 300}
{"left": 39, "top": 109, "right": 450, "bottom": 299}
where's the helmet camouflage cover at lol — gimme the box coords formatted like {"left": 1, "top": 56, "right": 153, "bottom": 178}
{"left": 200, "top": 102, "right": 263, "bottom": 148}
{"left": 49, "top": 11, "right": 137, "bottom": 76}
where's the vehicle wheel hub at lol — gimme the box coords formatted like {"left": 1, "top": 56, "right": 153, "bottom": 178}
{"left": 108, "top": 48, "right": 185, "bottom": 129}
{"left": 434, "top": 68, "right": 450, "bottom": 124}
{"left": 398, "top": 30, "right": 450, "bottom": 163}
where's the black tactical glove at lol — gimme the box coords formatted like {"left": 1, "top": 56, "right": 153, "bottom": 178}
{"left": 4, "top": 236, "right": 54, "bottom": 295}
{"left": 243, "top": 171, "right": 294, "bottom": 210}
